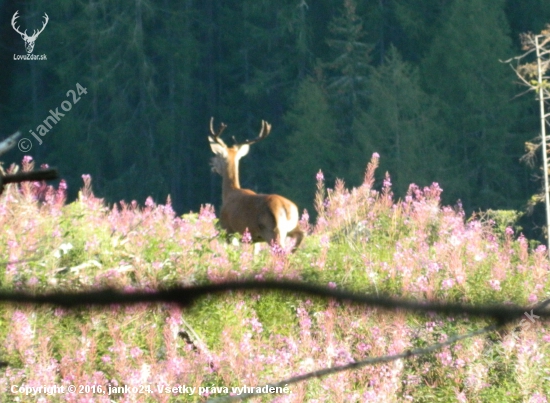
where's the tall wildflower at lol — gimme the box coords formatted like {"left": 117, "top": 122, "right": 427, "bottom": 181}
{"left": 364, "top": 153, "right": 379, "bottom": 187}
{"left": 80, "top": 174, "right": 93, "bottom": 199}
{"left": 6, "top": 310, "right": 35, "bottom": 359}
{"left": 381, "top": 172, "right": 393, "bottom": 208}
{"left": 314, "top": 170, "right": 327, "bottom": 233}
{"left": 197, "top": 204, "right": 218, "bottom": 238}
{"left": 299, "top": 209, "right": 311, "bottom": 235}
{"left": 20, "top": 156, "right": 36, "bottom": 202}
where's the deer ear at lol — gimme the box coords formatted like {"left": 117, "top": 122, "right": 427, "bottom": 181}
{"left": 209, "top": 138, "right": 227, "bottom": 157}
{"left": 236, "top": 144, "right": 249, "bottom": 159}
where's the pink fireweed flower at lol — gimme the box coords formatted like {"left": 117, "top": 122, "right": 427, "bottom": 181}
{"left": 26, "top": 277, "right": 39, "bottom": 287}
{"left": 300, "top": 209, "right": 311, "bottom": 233}
{"left": 414, "top": 276, "right": 429, "bottom": 292}
{"left": 248, "top": 316, "right": 263, "bottom": 334}
{"left": 55, "top": 181, "right": 67, "bottom": 207}
{"left": 81, "top": 174, "right": 94, "bottom": 199}
{"left": 145, "top": 196, "right": 155, "bottom": 208}
{"left": 130, "top": 347, "right": 143, "bottom": 359}
{"left": 425, "top": 182, "right": 443, "bottom": 201}
{"left": 319, "top": 234, "right": 330, "bottom": 248}
{"left": 372, "top": 152, "right": 380, "bottom": 159}
{"left": 488, "top": 279, "right": 501, "bottom": 291}
{"left": 453, "top": 358, "right": 466, "bottom": 368}
{"left": 6, "top": 263, "right": 17, "bottom": 276}
{"left": 22, "top": 155, "right": 33, "bottom": 171}
{"left": 383, "top": 174, "right": 392, "bottom": 189}
{"left": 199, "top": 204, "right": 216, "bottom": 222}
{"left": 456, "top": 392, "right": 467, "bottom": 403}
{"left": 427, "top": 262, "right": 440, "bottom": 274}
{"left": 505, "top": 226, "right": 514, "bottom": 236}
{"left": 442, "top": 278, "right": 455, "bottom": 290}
{"left": 270, "top": 241, "right": 285, "bottom": 257}
{"left": 242, "top": 228, "right": 252, "bottom": 244}
{"left": 300, "top": 209, "right": 310, "bottom": 223}
{"left": 436, "top": 349, "right": 452, "bottom": 366}
{"left": 316, "top": 170, "right": 324, "bottom": 182}
{"left": 529, "top": 393, "right": 548, "bottom": 403}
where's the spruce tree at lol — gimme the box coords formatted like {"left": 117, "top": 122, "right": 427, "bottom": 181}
{"left": 421, "top": 0, "right": 520, "bottom": 210}
{"left": 356, "top": 46, "right": 453, "bottom": 198}
{"left": 275, "top": 78, "right": 341, "bottom": 215}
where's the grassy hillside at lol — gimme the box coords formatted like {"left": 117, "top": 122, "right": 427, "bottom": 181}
{"left": 0, "top": 154, "right": 549, "bottom": 402}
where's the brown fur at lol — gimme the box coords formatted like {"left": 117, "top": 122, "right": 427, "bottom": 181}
{"left": 209, "top": 121, "right": 304, "bottom": 252}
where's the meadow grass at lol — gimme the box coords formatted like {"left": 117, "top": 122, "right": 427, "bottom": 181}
{"left": 0, "top": 154, "right": 549, "bottom": 402}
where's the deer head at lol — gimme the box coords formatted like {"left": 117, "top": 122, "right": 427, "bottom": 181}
{"left": 12, "top": 11, "right": 49, "bottom": 54}
{"left": 209, "top": 117, "right": 303, "bottom": 252}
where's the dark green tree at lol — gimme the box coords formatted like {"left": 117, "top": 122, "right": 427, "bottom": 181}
{"left": 18, "top": 0, "right": 208, "bottom": 212}
{"left": 356, "top": 46, "right": 454, "bottom": 197}
{"left": 421, "top": 0, "right": 521, "bottom": 210}
{"left": 319, "top": 0, "right": 376, "bottom": 186}
{"left": 33, "top": 0, "right": 166, "bottom": 204}
{"left": 323, "top": 0, "right": 372, "bottom": 140}
{"left": 275, "top": 78, "right": 341, "bottom": 215}
{"left": 392, "top": 0, "right": 454, "bottom": 61}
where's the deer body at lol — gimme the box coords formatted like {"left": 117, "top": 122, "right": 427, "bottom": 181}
{"left": 209, "top": 118, "right": 303, "bottom": 252}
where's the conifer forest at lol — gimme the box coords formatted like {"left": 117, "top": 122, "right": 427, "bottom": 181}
{"left": 2, "top": 0, "right": 550, "bottom": 235}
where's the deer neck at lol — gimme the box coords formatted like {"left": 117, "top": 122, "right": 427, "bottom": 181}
{"left": 221, "top": 157, "right": 241, "bottom": 201}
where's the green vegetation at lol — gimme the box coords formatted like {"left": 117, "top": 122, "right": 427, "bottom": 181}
{"left": 0, "top": 157, "right": 548, "bottom": 402}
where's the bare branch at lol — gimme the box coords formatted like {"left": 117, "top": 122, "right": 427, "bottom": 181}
{"left": 0, "top": 131, "right": 21, "bottom": 156}
{"left": 2, "top": 168, "right": 58, "bottom": 185}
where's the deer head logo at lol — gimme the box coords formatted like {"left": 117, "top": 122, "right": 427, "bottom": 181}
{"left": 11, "top": 11, "right": 49, "bottom": 54}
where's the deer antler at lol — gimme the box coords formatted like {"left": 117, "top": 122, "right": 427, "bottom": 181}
{"left": 209, "top": 117, "right": 228, "bottom": 147}
{"left": 209, "top": 118, "right": 271, "bottom": 147}
{"left": 235, "top": 120, "right": 272, "bottom": 146}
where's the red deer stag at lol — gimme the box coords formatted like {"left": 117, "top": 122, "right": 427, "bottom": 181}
{"left": 209, "top": 117, "right": 304, "bottom": 252}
